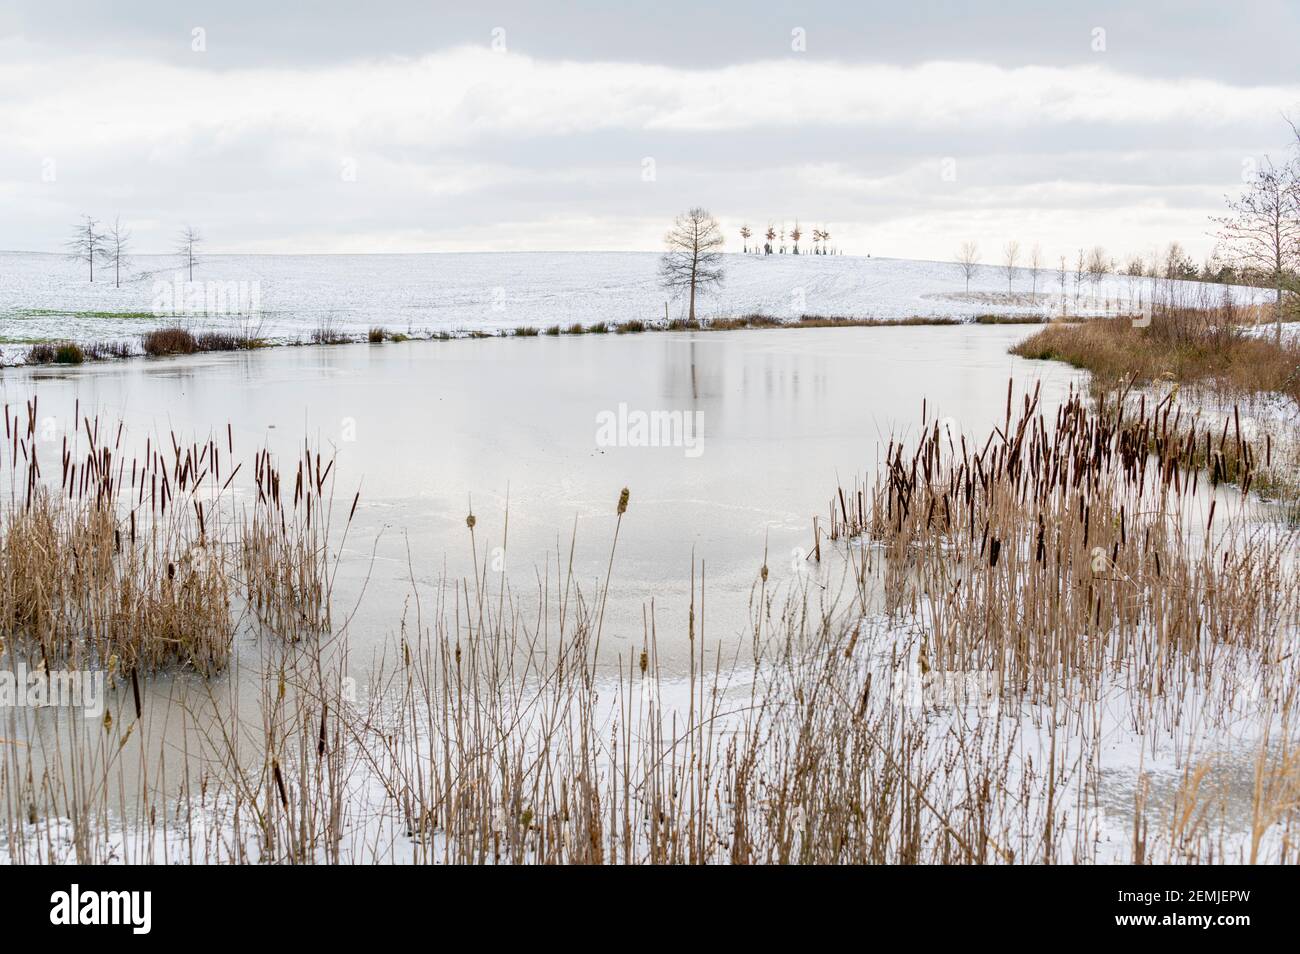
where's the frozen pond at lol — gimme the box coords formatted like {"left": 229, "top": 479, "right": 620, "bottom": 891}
{"left": 1, "top": 323, "right": 1082, "bottom": 672}
{"left": 6, "top": 322, "right": 1293, "bottom": 864}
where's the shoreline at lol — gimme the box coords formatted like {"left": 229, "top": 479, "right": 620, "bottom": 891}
{"left": 3, "top": 311, "right": 1051, "bottom": 369}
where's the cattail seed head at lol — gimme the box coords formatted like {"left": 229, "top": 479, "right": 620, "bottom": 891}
{"left": 617, "top": 487, "right": 629, "bottom": 515}
{"left": 466, "top": 513, "right": 476, "bottom": 529}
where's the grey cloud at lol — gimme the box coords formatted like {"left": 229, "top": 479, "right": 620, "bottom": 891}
{"left": 4, "top": 0, "right": 1299, "bottom": 83}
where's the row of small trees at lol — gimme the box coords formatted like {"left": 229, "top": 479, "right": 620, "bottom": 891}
{"left": 68, "top": 216, "right": 203, "bottom": 286}
{"left": 661, "top": 210, "right": 847, "bottom": 322}
{"left": 951, "top": 231, "right": 1294, "bottom": 306}
{"left": 738, "top": 223, "right": 840, "bottom": 256}
{"left": 957, "top": 240, "right": 1210, "bottom": 308}
{"left": 956, "top": 241, "right": 1133, "bottom": 297}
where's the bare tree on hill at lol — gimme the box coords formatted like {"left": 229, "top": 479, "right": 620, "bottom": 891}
{"left": 1086, "top": 246, "right": 1110, "bottom": 295}
{"left": 67, "top": 215, "right": 107, "bottom": 282}
{"left": 660, "top": 208, "right": 725, "bottom": 323}
{"left": 956, "top": 241, "right": 980, "bottom": 294}
{"left": 1003, "top": 240, "right": 1020, "bottom": 295}
{"left": 177, "top": 225, "right": 203, "bottom": 282}
{"left": 1029, "top": 243, "right": 1043, "bottom": 298}
{"left": 1074, "top": 249, "right": 1086, "bottom": 308}
{"left": 107, "top": 216, "right": 131, "bottom": 289}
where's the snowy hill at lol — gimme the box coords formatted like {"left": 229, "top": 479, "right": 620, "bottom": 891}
{"left": 0, "top": 250, "right": 1271, "bottom": 355}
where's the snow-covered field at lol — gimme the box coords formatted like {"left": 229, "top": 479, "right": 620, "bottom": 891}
{"left": 0, "top": 249, "right": 1273, "bottom": 360}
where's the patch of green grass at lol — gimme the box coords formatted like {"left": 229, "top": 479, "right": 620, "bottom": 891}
{"left": 54, "top": 343, "right": 85, "bottom": 364}
{"left": 14, "top": 308, "right": 159, "bottom": 321}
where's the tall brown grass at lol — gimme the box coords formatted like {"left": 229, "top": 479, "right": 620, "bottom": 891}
{"left": 3, "top": 389, "right": 1299, "bottom": 864}
{"left": 1013, "top": 307, "right": 1300, "bottom": 405}
{"left": 0, "top": 400, "right": 345, "bottom": 675}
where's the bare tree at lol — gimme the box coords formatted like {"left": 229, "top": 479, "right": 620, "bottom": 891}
{"left": 1121, "top": 254, "right": 1144, "bottom": 310}
{"left": 1003, "top": 240, "right": 1020, "bottom": 295}
{"left": 1215, "top": 156, "right": 1300, "bottom": 343}
{"left": 67, "top": 215, "right": 107, "bottom": 282}
{"left": 1162, "top": 241, "right": 1196, "bottom": 280}
{"left": 177, "top": 225, "right": 203, "bottom": 282}
{"left": 1027, "top": 243, "right": 1043, "bottom": 299}
{"left": 764, "top": 225, "right": 776, "bottom": 256}
{"left": 1074, "top": 249, "right": 1086, "bottom": 308}
{"left": 821, "top": 228, "right": 831, "bottom": 254}
{"left": 1120, "top": 254, "right": 1145, "bottom": 276}
{"left": 106, "top": 216, "right": 131, "bottom": 289}
{"left": 790, "top": 222, "right": 802, "bottom": 254}
{"left": 1058, "top": 255, "right": 1068, "bottom": 312}
{"left": 1086, "top": 246, "right": 1110, "bottom": 293}
{"left": 956, "top": 241, "right": 980, "bottom": 294}
{"left": 740, "top": 225, "right": 752, "bottom": 254}
{"left": 660, "top": 208, "right": 725, "bottom": 323}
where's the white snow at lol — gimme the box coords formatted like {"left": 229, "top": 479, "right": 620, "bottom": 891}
{"left": 0, "top": 249, "right": 1272, "bottom": 361}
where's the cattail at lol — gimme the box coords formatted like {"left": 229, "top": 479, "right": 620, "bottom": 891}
{"left": 617, "top": 487, "right": 629, "bottom": 515}
{"left": 466, "top": 513, "right": 476, "bottom": 529}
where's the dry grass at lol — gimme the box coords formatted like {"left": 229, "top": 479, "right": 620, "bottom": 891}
{"left": 4, "top": 387, "right": 1299, "bottom": 864}
{"left": 311, "top": 317, "right": 350, "bottom": 345}
{"left": 142, "top": 327, "right": 260, "bottom": 356}
{"left": 0, "top": 400, "right": 346, "bottom": 676}
{"left": 973, "top": 313, "right": 1047, "bottom": 325}
{"left": 26, "top": 343, "right": 86, "bottom": 365}
{"left": 831, "top": 383, "right": 1290, "bottom": 681}
{"left": 141, "top": 327, "right": 199, "bottom": 356}
{"left": 1013, "top": 308, "right": 1300, "bottom": 405}
{"left": 83, "top": 341, "right": 134, "bottom": 361}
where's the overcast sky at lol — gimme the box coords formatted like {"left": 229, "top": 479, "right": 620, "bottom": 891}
{"left": 2, "top": 0, "right": 1298, "bottom": 263}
